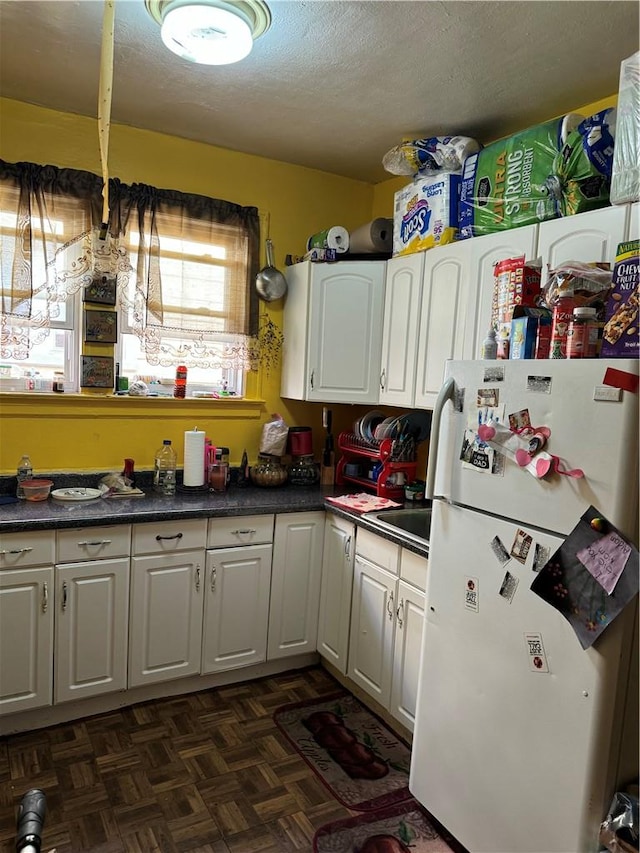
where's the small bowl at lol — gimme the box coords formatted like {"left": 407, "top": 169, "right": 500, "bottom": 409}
{"left": 22, "top": 479, "right": 54, "bottom": 501}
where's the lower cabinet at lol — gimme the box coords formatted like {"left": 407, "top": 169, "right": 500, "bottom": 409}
{"left": 317, "top": 514, "right": 355, "bottom": 674}
{"left": 389, "top": 579, "right": 426, "bottom": 731}
{"left": 54, "top": 558, "right": 129, "bottom": 703}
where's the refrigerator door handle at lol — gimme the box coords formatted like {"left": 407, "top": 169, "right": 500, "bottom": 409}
{"left": 425, "top": 376, "right": 456, "bottom": 500}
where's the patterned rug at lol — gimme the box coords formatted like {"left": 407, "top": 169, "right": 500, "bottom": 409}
{"left": 313, "top": 799, "right": 458, "bottom": 853}
{"left": 273, "top": 692, "right": 412, "bottom": 811}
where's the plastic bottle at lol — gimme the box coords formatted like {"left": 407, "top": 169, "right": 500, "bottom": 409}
{"left": 567, "top": 307, "right": 598, "bottom": 359}
{"left": 481, "top": 327, "right": 498, "bottom": 359}
{"left": 174, "top": 365, "right": 187, "bottom": 399}
{"left": 16, "top": 454, "right": 33, "bottom": 499}
{"left": 154, "top": 440, "right": 177, "bottom": 495}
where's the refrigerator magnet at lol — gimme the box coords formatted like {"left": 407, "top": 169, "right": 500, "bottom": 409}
{"left": 490, "top": 535, "right": 511, "bottom": 566}
{"left": 511, "top": 529, "right": 533, "bottom": 564}
{"left": 464, "top": 576, "right": 479, "bottom": 612}
{"left": 483, "top": 366, "right": 504, "bottom": 383}
{"left": 499, "top": 570, "right": 519, "bottom": 603}
{"left": 524, "top": 632, "right": 549, "bottom": 673}
{"left": 533, "top": 542, "right": 551, "bottom": 573}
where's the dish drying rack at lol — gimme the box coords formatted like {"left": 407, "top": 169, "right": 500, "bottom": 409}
{"left": 335, "top": 431, "right": 418, "bottom": 499}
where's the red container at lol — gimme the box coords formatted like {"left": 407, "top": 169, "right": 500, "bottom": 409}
{"left": 288, "top": 426, "right": 313, "bottom": 456}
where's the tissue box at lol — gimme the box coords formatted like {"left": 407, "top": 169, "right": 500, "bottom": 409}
{"left": 393, "top": 174, "right": 460, "bottom": 257}
{"left": 600, "top": 240, "right": 639, "bottom": 358}
{"left": 510, "top": 308, "right": 552, "bottom": 359}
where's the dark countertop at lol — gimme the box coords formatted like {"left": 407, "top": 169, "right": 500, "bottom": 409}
{"left": 0, "top": 483, "right": 430, "bottom": 557}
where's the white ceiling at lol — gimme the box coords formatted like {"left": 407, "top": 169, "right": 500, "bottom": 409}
{"left": 0, "top": 0, "right": 638, "bottom": 184}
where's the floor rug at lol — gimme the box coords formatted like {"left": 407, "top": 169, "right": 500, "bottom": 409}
{"left": 313, "top": 798, "right": 458, "bottom": 853}
{"left": 273, "top": 692, "right": 412, "bottom": 811}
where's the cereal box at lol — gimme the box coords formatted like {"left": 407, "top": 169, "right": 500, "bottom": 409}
{"left": 393, "top": 174, "right": 460, "bottom": 257}
{"left": 510, "top": 307, "right": 552, "bottom": 359}
{"left": 600, "top": 240, "right": 639, "bottom": 358}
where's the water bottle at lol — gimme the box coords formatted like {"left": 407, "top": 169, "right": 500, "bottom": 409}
{"left": 154, "top": 440, "right": 177, "bottom": 495}
{"left": 16, "top": 454, "right": 33, "bottom": 499}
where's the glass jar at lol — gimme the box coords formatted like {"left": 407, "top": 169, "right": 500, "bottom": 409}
{"left": 250, "top": 455, "right": 288, "bottom": 487}
{"left": 287, "top": 455, "right": 319, "bottom": 486}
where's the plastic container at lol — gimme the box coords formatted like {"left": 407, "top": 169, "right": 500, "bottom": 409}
{"left": 287, "top": 427, "right": 313, "bottom": 456}
{"left": 173, "top": 365, "right": 187, "bottom": 399}
{"left": 567, "top": 307, "right": 598, "bottom": 359}
{"left": 16, "top": 454, "right": 33, "bottom": 499}
{"left": 481, "top": 328, "right": 498, "bottom": 359}
{"left": 287, "top": 455, "right": 319, "bottom": 486}
{"left": 208, "top": 462, "right": 228, "bottom": 492}
{"left": 22, "top": 478, "right": 53, "bottom": 501}
{"left": 53, "top": 371, "right": 65, "bottom": 393}
{"left": 154, "top": 440, "right": 177, "bottom": 495}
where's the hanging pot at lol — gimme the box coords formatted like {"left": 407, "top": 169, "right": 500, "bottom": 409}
{"left": 256, "top": 239, "right": 287, "bottom": 302}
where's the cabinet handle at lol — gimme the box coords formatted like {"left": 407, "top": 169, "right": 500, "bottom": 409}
{"left": 387, "top": 590, "right": 394, "bottom": 621}
{"left": 42, "top": 582, "right": 48, "bottom": 613}
{"left": 155, "top": 533, "right": 183, "bottom": 541}
{"left": 211, "top": 567, "right": 216, "bottom": 592}
{"left": 62, "top": 580, "right": 68, "bottom": 611}
{"left": 396, "top": 599, "right": 404, "bottom": 628}
{"left": 344, "top": 536, "right": 351, "bottom": 559}
{"left": 0, "top": 547, "right": 33, "bottom": 555}
{"left": 310, "top": 369, "right": 315, "bottom": 390}
{"left": 77, "top": 539, "right": 111, "bottom": 547}
{"left": 230, "top": 529, "right": 257, "bottom": 535}
{"left": 195, "top": 564, "right": 201, "bottom": 591}
{"left": 380, "top": 369, "right": 386, "bottom": 390}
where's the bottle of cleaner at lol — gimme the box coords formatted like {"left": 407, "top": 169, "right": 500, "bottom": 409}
{"left": 16, "top": 454, "right": 33, "bottom": 499}
{"left": 481, "top": 327, "right": 498, "bottom": 359}
{"left": 154, "top": 440, "right": 177, "bottom": 495}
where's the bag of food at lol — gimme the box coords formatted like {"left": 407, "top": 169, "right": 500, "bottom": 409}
{"left": 383, "top": 135, "right": 481, "bottom": 177}
{"left": 259, "top": 413, "right": 289, "bottom": 457}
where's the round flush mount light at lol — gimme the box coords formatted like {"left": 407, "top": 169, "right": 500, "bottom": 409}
{"left": 145, "top": 0, "right": 271, "bottom": 65}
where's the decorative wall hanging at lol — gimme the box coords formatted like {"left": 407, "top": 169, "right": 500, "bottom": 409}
{"left": 83, "top": 275, "right": 117, "bottom": 306}
{"left": 84, "top": 309, "right": 117, "bottom": 343}
{"left": 81, "top": 355, "right": 114, "bottom": 388}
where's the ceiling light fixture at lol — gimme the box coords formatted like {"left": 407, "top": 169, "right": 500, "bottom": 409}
{"left": 145, "top": 0, "right": 271, "bottom": 66}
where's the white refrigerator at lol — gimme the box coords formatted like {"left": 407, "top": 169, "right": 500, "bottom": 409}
{"left": 409, "top": 358, "right": 639, "bottom": 853}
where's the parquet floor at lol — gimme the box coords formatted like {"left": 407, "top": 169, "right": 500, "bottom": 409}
{"left": 0, "top": 666, "right": 356, "bottom": 853}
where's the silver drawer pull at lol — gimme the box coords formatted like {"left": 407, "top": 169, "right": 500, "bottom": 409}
{"left": 42, "top": 582, "right": 48, "bottom": 613}
{"left": 0, "top": 547, "right": 33, "bottom": 555}
{"left": 344, "top": 536, "right": 351, "bottom": 558}
{"left": 195, "top": 564, "right": 201, "bottom": 591}
{"left": 155, "top": 533, "right": 183, "bottom": 541}
{"left": 211, "top": 567, "right": 216, "bottom": 592}
{"left": 396, "top": 599, "right": 404, "bottom": 628}
{"left": 387, "top": 590, "right": 394, "bottom": 620}
{"left": 62, "top": 580, "right": 68, "bottom": 611}
{"left": 231, "top": 529, "right": 257, "bottom": 535}
{"left": 77, "top": 540, "right": 112, "bottom": 547}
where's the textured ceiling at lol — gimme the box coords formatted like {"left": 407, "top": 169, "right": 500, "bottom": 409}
{"left": 0, "top": 0, "right": 638, "bottom": 184}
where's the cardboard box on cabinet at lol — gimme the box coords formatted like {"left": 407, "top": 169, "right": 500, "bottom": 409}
{"left": 393, "top": 173, "right": 460, "bottom": 256}
{"left": 600, "top": 240, "right": 639, "bottom": 358}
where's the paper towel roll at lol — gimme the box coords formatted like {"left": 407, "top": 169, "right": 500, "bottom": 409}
{"left": 349, "top": 218, "right": 393, "bottom": 254}
{"left": 184, "top": 428, "right": 205, "bottom": 487}
{"left": 307, "top": 226, "right": 349, "bottom": 253}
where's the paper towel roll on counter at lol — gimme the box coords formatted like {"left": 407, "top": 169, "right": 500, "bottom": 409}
{"left": 184, "top": 428, "right": 205, "bottom": 487}
{"left": 348, "top": 218, "right": 393, "bottom": 254}
{"left": 307, "top": 226, "right": 349, "bottom": 253}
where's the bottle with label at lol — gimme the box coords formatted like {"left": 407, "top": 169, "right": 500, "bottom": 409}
{"left": 567, "top": 307, "right": 598, "bottom": 359}
{"left": 174, "top": 365, "right": 187, "bottom": 398}
{"left": 481, "top": 327, "right": 498, "bottom": 359}
{"left": 154, "top": 440, "right": 177, "bottom": 495}
{"left": 16, "top": 454, "right": 33, "bottom": 499}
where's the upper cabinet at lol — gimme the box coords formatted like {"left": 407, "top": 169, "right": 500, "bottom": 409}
{"left": 281, "top": 260, "right": 386, "bottom": 404}
{"left": 537, "top": 205, "right": 630, "bottom": 271}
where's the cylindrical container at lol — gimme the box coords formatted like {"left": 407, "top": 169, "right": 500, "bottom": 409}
{"left": 154, "top": 440, "right": 177, "bottom": 495}
{"left": 123, "top": 457, "right": 136, "bottom": 487}
{"left": 550, "top": 297, "right": 576, "bottom": 359}
{"left": 16, "top": 454, "right": 33, "bottom": 499}
{"left": 287, "top": 455, "right": 319, "bottom": 486}
{"left": 183, "top": 428, "right": 205, "bottom": 487}
{"left": 208, "top": 462, "right": 228, "bottom": 492}
{"left": 306, "top": 226, "right": 350, "bottom": 254}
{"left": 287, "top": 426, "right": 313, "bottom": 456}
{"left": 567, "top": 307, "right": 598, "bottom": 359}
{"left": 174, "top": 365, "right": 187, "bottom": 398}
{"left": 53, "top": 371, "right": 65, "bottom": 393}
{"left": 481, "top": 328, "right": 498, "bottom": 359}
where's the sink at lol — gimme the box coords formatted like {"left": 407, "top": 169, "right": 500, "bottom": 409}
{"left": 361, "top": 507, "right": 432, "bottom": 549}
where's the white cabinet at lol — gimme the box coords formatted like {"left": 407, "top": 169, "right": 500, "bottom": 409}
{"left": 628, "top": 203, "right": 639, "bottom": 241}
{"left": 537, "top": 205, "right": 630, "bottom": 271}
{"left": 281, "top": 260, "right": 386, "bottom": 403}
{"left": 129, "top": 519, "right": 206, "bottom": 688}
{"left": 54, "top": 557, "right": 129, "bottom": 703}
{"left": 414, "top": 240, "right": 471, "bottom": 409}
{"left": 389, "top": 578, "right": 425, "bottom": 732}
{"left": 202, "top": 515, "right": 273, "bottom": 673}
{"left": 379, "top": 253, "right": 424, "bottom": 407}
{"left": 268, "top": 511, "right": 324, "bottom": 660}
{"left": 317, "top": 513, "right": 355, "bottom": 675}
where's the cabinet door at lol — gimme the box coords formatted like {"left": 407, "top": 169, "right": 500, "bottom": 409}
{"left": 268, "top": 512, "right": 324, "bottom": 660}
{"left": 54, "top": 558, "right": 129, "bottom": 703}
{"left": 389, "top": 580, "right": 425, "bottom": 733}
{"left": 348, "top": 554, "right": 395, "bottom": 707}
{"left": 317, "top": 514, "right": 355, "bottom": 675}
{"left": 415, "top": 240, "right": 471, "bottom": 409}
{"left": 307, "top": 261, "right": 386, "bottom": 403}
{"left": 379, "top": 253, "right": 424, "bottom": 407}
{"left": 281, "top": 262, "right": 312, "bottom": 400}
{"left": 465, "top": 224, "right": 538, "bottom": 361}
{"left": 129, "top": 551, "right": 204, "bottom": 687}
{"left": 202, "top": 544, "right": 272, "bottom": 673}
{"left": 0, "top": 567, "right": 53, "bottom": 714}
{"left": 627, "top": 202, "right": 639, "bottom": 241}
{"left": 537, "top": 205, "right": 629, "bottom": 271}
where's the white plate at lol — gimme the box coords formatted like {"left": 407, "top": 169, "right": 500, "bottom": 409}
{"left": 51, "top": 488, "right": 102, "bottom": 502}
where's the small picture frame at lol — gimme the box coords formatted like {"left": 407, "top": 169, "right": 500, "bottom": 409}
{"left": 84, "top": 309, "right": 117, "bottom": 344}
{"left": 83, "top": 275, "right": 117, "bottom": 306}
{"left": 81, "top": 355, "right": 114, "bottom": 388}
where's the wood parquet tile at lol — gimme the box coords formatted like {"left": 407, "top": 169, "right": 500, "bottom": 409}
{"left": 0, "top": 666, "right": 355, "bottom": 853}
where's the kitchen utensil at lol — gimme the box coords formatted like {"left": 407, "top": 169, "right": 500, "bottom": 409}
{"left": 256, "top": 239, "right": 287, "bottom": 302}
{"left": 51, "top": 487, "right": 102, "bottom": 501}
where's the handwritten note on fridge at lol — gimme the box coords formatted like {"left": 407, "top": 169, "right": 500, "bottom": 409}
{"left": 577, "top": 532, "right": 631, "bottom": 595}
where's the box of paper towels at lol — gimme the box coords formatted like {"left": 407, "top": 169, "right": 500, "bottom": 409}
{"left": 393, "top": 174, "right": 460, "bottom": 257}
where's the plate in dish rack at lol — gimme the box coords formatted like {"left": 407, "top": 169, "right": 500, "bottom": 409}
{"left": 51, "top": 488, "right": 102, "bottom": 501}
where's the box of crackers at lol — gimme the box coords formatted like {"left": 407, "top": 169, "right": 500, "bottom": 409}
{"left": 600, "top": 240, "right": 639, "bottom": 358}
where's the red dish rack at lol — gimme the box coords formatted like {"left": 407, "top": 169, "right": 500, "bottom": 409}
{"left": 335, "top": 431, "right": 417, "bottom": 499}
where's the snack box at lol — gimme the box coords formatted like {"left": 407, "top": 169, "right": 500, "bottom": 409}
{"left": 600, "top": 240, "right": 639, "bottom": 358}
{"left": 509, "top": 307, "right": 552, "bottom": 359}
{"left": 393, "top": 174, "right": 460, "bottom": 257}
